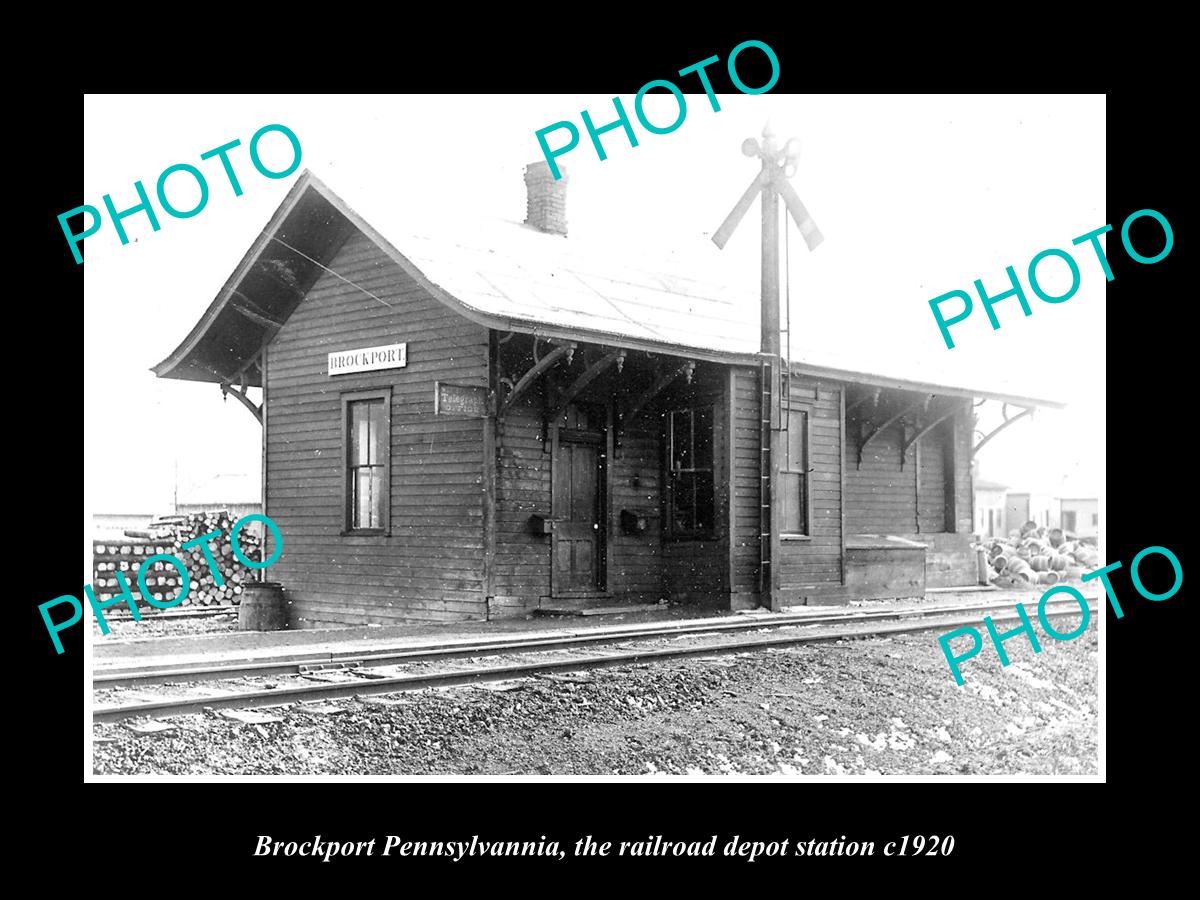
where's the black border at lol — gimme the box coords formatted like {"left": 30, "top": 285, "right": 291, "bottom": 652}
{"left": 30, "top": 27, "right": 1184, "bottom": 886}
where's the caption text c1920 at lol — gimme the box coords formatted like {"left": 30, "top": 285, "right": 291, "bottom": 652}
{"left": 253, "top": 833, "right": 955, "bottom": 863}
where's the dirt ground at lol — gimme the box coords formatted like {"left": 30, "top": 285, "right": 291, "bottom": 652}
{"left": 92, "top": 626, "right": 1098, "bottom": 776}
{"left": 95, "top": 612, "right": 239, "bottom": 639}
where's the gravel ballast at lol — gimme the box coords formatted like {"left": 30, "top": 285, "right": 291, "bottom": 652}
{"left": 92, "top": 628, "right": 1098, "bottom": 776}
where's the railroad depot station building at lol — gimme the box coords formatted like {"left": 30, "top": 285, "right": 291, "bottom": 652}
{"left": 155, "top": 167, "right": 1056, "bottom": 627}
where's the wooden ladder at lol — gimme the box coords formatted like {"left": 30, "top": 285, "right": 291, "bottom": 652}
{"left": 759, "top": 358, "right": 773, "bottom": 594}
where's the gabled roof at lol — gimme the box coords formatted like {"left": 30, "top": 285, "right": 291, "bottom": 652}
{"left": 392, "top": 227, "right": 761, "bottom": 358}
{"left": 153, "top": 170, "right": 1063, "bottom": 409}
{"left": 153, "top": 171, "right": 763, "bottom": 381}
{"left": 152, "top": 172, "right": 356, "bottom": 385}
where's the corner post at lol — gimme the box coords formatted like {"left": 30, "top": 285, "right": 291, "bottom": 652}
{"left": 761, "top": 150, "right": 783, "bottom": 610}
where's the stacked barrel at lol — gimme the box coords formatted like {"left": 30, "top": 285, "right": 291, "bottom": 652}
{"left": 980, "top": 524, "right": 1100, "bottom": 588}
{"left": 92, "top": 511, "right": 263, "bottom": 608}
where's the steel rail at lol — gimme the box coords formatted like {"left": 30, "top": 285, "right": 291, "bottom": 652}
{"left": 92, "top": 600, "right": 1098, "bottom": 723}
{"left": 94, "top": 596, "right": 1089, "bottom": 687}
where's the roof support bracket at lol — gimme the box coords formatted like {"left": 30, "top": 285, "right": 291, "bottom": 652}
{"left": 209, "top": 352, "right": 264, "bottom": 425}
{"left": 220, "top": 378, "right": 263, "bottom": 424}
{"left": 543, "top": 348, "right": 626, "bottom": 453}
{"left": 615, "top": 359, "right": 694, "bottom": 458}
{"left": 846, "top": 387, "right": 882, "bottom": 417}
{"left": 900, "top": 402, "right": 956, "bottom": 469}
{"left": 546, "top": 349, "right": 627, "bottom": 424}
{"left": 622, "top": 360, "right": 695, "bottom": 430}
{"left": 972, "top": 403, "right": 1034, "bottom": 457}
{"left": 857, "top": 395, "right": 929, "bottom": 469}
{"left": 224, "top": 344, "right": 265, "bottom": 387}
{"left": 500, "top": 341, "right": 576, "bottom": 414}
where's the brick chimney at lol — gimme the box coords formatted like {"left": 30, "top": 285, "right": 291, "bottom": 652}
{"left": 523, "top": 161, "right": 568, "bottom": 236}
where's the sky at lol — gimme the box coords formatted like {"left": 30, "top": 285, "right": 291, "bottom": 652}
{"left": 83, "top": 93, "right": 1105, "bottom": 515}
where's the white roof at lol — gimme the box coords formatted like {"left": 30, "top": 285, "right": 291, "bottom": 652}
{"left": 395, "top": 221, "right": 760, "bottom": 355}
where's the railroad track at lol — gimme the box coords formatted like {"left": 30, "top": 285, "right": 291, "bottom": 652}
{"left": 95, "top": 596, "right": 1087, "bottom": 684}
{"left": 92, "top": 597, "right": 1098, "bottom": 723}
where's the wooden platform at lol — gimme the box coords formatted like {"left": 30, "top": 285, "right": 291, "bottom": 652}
{"left": 844, "top": 534, "right": 927, "bottom": 600}
{"left": 534, "top": 602, "right": 664, "bottom": 617}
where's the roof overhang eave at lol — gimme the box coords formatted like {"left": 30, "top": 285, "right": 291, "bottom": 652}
{"left": 789, "top": 361, "right": 1066, "bottom": 409}
{"left": 151, "top": 171, "right": 319, "bottom": 383}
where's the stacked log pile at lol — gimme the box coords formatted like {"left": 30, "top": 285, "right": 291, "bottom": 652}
{"left": 92, "top": 511, "right": 262, "bottom": 607}
{"left": 979, "top": 522, "right": 1099, "bottom": 589}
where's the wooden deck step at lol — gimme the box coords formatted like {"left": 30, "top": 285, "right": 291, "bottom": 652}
{"left": 534, "top": 603, "right": 664, "bottom": 618}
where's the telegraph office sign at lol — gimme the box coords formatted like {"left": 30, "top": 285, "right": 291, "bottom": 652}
{"left": 328, "top": 343, "right": 407, "bottom": 376}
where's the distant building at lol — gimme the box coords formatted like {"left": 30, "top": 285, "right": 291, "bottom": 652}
{"left": 174, "top": 473, "right": 261, "bottom": 520}
{"left": 973, "top": 479, "right": 1007, "bottom": 538}
{"left": 93, "top": 513, "right": 159, "bottom": 539}
{"left": 1005, "top": 491, "right": 1056, "bottom": 535}
{"left": 94, "top": 473, "right": 261, "bottom": 540}
{"left": 1058, "top": 497, "right": 1098, "bottom": 537}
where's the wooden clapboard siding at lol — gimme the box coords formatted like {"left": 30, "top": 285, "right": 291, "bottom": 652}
{"left": 777, "top": 380, "right": 843, "bottom": 590}
{"left": 265, "top": 230, "right": 489, "bottom": 626}
{"left": 491, "top": 387, "right": 666, "bottom": 613}
{"left": 844, "top": 396, "right": 974, "bottom": 542}
{"left": 846, "top": 417, "right": 918, "bottom": 534}
{"left": 925, "top": 402, "right": 976, "bottom": 587}
{"left": 909, "top": 532, "right": 977, "bottom": 587}
{"left": 845, "top": 403, "right": 971, "bottom": 540}
{"left": 842, "top": 398, "right": 976, "bottom": 588}
{"left": 949, "top": 402, "right": 973, "bottom": 533}
{"left": 491, "top": 356, "right": 742, "bottom": 612}
{"left": 609, "top": 416, "right": 664, "bottom": 601}
{"left": 917, "top": 419, "right": 948, "bottom": 533}
{"left": 844, "top": 544, "right": 926, "bottom": 599}
{"left": 661, "top": 366, "right": 728, "bottom": 605}
{"left": 729, "top": 367, "right": 761, "bottom": 605}
{"left": 493, "top": 393, "right": 552, "bottom": 610}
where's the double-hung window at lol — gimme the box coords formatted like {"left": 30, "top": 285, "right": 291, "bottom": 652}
{"left": 667, "top": 406, "right": 715, "bottom": 538}
{"left": 342, "top": 389, "right": 391, "bottom": 534}
{"left": 780, "top": 408, "right": 810, "bottom": 537}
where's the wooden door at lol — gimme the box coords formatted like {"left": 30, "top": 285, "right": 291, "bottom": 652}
{"left": 552, "top": 408, "right": 604, "bottom": 594}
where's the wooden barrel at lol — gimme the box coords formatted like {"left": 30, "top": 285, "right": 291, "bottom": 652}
{"left": 1004, "top": 557, "right": 1035, "bottom": 582}
{"left": 238, "top": 582, "right": 290, "bottom": 631}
